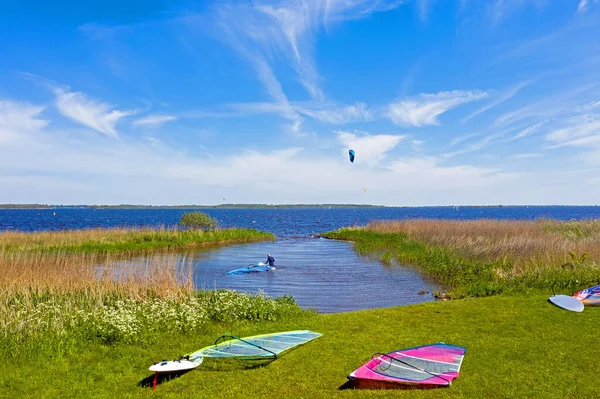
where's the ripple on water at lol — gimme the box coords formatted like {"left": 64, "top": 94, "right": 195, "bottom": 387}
{"left": 187, "top": 238, "right": 440, "bottom": 313}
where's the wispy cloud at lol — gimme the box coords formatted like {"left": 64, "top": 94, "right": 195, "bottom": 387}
{"left": 443, "top": 131, "right": 505, "bottom": 158}
{"left": 490, "top": 0, "right": 547, "bottom": 24}
{"left": 133, "top": 114, "right": 177, "bottom": 127}
{"left": 417, "top": 0, "right": 434, "bottom": 22}
{"left": 227, "top": 101, "right": 374, "bottom": 125}
{"left": 323, "top": 0, "right": 406, "bottom": 29}
{"left": 493, "top": 83, "right": 600, "bottom": 128}
{"left": 545, "top": 116, "right": 600, "bottom": 144}
{"left": 204, "top": 0, "right": 404, "bottom": 109}
{"left": 53, "top": 88, "right": 136, "bottom": 138}
{"left": 336, "top": 131, "right": 405, "bottom": 165}
{"left": 462, "top": 81, "right": 531, "bottom": 123}
{"left": 0, "top": 100, "right": 48, "bottom": 141}
{"left": 577, "top": 0, "right": 600, "bottom": 13}
{"left": 1, "top": 98, "right": 517, "bottom": 205}
{"left": 450, "top": 132, "right": 481, "bottom": 146}
{"left": 508, "top": 119, "right": 548, "bottom": 141}
{"left": 388, "top": 90, "right": 488, "bottom": 127}
{"left": 511, "top": 153, "right": 543, "bottom": 159}
{"left": 295, "top": 102, "right": 374, "bottom": 124}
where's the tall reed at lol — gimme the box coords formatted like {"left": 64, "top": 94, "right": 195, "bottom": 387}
{"left": 324, "top": 219, "right": 600, "bottom": 298}
{"left": 367, "top": 219, "right": 600, "bottom": 276}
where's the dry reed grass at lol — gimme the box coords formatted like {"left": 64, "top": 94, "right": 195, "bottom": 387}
{"left": 0, "top": 250, "right": 194, "bottom": 300}
{"left": 367, "top": 219, "right": 600, "bottom": 276}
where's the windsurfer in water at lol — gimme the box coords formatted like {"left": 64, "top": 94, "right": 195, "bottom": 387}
{"left": 265, "top": 254, "right": 275, "bottom": 269}
{"left": 246, "top": 254, "right": 275, "bottom": 270}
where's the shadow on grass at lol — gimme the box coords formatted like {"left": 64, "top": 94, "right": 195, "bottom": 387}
{"left": 139, "top": 370, "right": 194, "bottom": 389}
{"left": 339, "top": 379, "right": 447, "bottom": 390}
{"left": 199, "top": 358, "right": 274, "bottom": 372}
{"left": 139, "top": 359, "right": 275, "bottom": 389}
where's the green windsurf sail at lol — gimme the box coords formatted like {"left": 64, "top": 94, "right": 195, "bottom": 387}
{"left": 186, "top": 330, "right": 322, "bottom": 361}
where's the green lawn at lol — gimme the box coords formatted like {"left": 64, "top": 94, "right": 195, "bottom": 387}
{"left": 2, "top": 294, "right": 596, "bottom": 398}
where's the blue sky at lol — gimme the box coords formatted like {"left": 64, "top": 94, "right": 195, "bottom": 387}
{"left": 1, "top": 0, "right": 599, "bottom": 205}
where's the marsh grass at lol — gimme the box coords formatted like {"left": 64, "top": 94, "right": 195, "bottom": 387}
{"left": 0, "top": 227, "right": 303, "bottom": 358}
{"left": 324, "top": 219, "right": 600, "bottom": 297}
{"left": 0, "top": 226, "right": 275, "bottom": 254}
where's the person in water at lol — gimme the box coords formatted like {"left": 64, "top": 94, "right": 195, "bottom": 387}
{"left": 265, "top": 254, "right": 275, "bottom": 267}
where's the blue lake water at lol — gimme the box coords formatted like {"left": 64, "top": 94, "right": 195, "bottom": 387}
{"left": 2, "top": 206, "right": 600, "bottom": 312}
{"left": 2, "top": 206, "right": 600, "bottom": 236}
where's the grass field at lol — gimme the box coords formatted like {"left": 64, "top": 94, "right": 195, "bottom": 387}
{"left": 1, "top": 294, "right": 597, "bottom": 398}
{"left": 2, "top": 219, "right": 598, "bottom": 397}
{"left": 322, "top": 219, "right": 600, "bottom": 298}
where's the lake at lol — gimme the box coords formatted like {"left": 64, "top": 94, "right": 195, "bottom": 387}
{"left": 2, "top": 206, "right": 599, "bottom": 312}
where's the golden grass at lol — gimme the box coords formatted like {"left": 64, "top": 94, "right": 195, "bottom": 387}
{"left": 367, "top": 219, "right": 600, "bottom": 276}
{"left": 0, "top": 250, "right": 194, "bottom": 300}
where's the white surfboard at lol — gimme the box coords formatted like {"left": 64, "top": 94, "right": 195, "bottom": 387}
{"left": 149, "top": 357, "right": 203, "bottom": 373}
{"left": 549, "top": 294, "right": 584, "bottom": 312}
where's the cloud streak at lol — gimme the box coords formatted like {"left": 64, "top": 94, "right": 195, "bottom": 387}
{"left": 133, "top": 115, "right": 177, "bottom": 127}
{"left": 462, "top": 81, "right": 531, "bottom": 123}
{"left": 388, "top": 90, "right": 488, "bottom": 127}
{"left": 53, "top": 88, "right": 136, "bottom": 138}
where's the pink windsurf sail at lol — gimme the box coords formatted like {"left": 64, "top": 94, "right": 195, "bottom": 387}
{"left": 348, "top": 343, "right": 466, "bottom": 388}
{"left": 573, "top": 284, "right": 600, "bottom": 306}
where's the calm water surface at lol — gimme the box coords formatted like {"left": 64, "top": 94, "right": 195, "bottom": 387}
{"left": 2, "top": 206, "right": 600, "bottom": 236}
{"left": 187, "top": 237, "right": 439, "bottom": 313}
{"left": 3, "top": 206, "right": 599, "bottom": 312}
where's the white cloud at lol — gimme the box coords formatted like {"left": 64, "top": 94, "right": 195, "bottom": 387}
{"left": 389, "top": 156, "right": 505, "bottom": 186}
{"left": 512, "top": 153, "right": 543, "bottom": 159}
{"left": 336, "top": 131, "right": 405, "bottom": 165}
{"left": 323, "top": 0, "right": 406, "bottom": 29}
{"left": 545, "top": 116, "right": 600, "bottom": 144}
{"left": 462, "top": 81, "right": 531, "bottom": 123}
{"left": 295, "top": 102, "right": 374, "bottom": 124}
{"left": 0, "top": 100, "right": 48, "bottom": 143}
{"left": 54, "top": 88, "right": 136, "bottom": 138}
{"left": 509, "top": 119, "right": 548, "bottom": 141}
{"left": 388, "top": 90, "right": 488, "bottom": 127}
{"left": 3, "top": 98, "right": 592, "bottom": 206}
{"left": 450, "top": 132, "right": 481, "bottom": 146}
{"left": 205, "top": 0, "right": 404, "bottom": 109}
{"left": 577, "top": 0, "right": 600, "bottom": 13}
{"left": 228, "top": 101, "right": 373, "bottom": 125}
{"left": 417, "top": 0, "right": 434, "bottom": 22}
{"left": 442, "top": 131, "right": 505, "bottom": 158}
{"left": 133, "top": 115, "right": 177, "bottom": 127}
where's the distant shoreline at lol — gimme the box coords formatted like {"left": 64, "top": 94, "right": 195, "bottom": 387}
{"left": 0, "top": 204, "right": 597, "bottom": 209}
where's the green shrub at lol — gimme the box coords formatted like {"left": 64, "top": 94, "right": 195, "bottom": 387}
{"left": 179, "top": 212, "right": 219, "bottom": 230}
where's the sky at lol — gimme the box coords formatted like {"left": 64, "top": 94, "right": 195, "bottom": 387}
{"left": 1, "top": 0, "right": 600, "bottom": 206}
